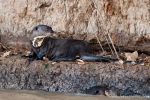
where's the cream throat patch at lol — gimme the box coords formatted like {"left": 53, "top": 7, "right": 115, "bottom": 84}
{"left": 32, "top": 36, "right": 48, "bottom": 48}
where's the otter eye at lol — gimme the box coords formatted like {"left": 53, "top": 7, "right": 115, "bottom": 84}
{"left": 35, "top": 27, "right": 38, "bottom": 30}
{"left": 95, "top": 90, "right": 99, "bottom": 94}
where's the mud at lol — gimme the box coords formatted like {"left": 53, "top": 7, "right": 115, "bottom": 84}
{"left": 0, "top": 55, "right": 150, "bottom": 96}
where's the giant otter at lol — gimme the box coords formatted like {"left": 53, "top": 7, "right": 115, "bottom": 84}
{"left": 84, "top": 85, "right": 121, "bottom": 96}
{"left": 27, "top": 25, "right": 117, "bottom": 62}
{"left": 84, "top": 85, "right": 111, "bottom": 95}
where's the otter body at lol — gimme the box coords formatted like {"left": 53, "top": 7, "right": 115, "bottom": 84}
{"left": 29, "top": 37, "right": 117, "bottom": 62}
{"left": 84, "top": 85, "right": 119, "bottom": 96}
{"left": 27, "top": 25, "right": 117, "bottom": 62}
{"left": 84, "top": 86, "right": 111, "bottom": 95}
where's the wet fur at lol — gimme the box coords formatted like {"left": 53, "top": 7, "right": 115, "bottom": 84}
{"left": 84, "top": 85, "right": 121, "bottom": 96}
{"left": 84, "top": 86, "right": 109, "bottom": 95}
{"left": 25, "top": 25, "right": 117, "bottom": 62}
{"left": 29, "top": 37, "right": 117, "bottom": 62}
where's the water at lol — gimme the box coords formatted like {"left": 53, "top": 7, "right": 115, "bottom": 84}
{"left": 0, "top": 89, "right": 149, "bottom": 100}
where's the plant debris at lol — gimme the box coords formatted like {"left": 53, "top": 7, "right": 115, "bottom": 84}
{"left": 125, "top": 51, "right": 138, "bottom": 61}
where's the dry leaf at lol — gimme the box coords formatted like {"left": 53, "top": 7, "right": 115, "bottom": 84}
{"left": 125, "top": 51, "right": 138, "bottom": 61}
{"left": 140, "top": 63, "right": 144, "bottom": 66}
{"left": 144, "top": 56, "right": 150, "bottom": 63}
{"left": 51, "top": 62, "right": 57, "bottom": 65}
{"left": 76, "top": 59, "right": 85, "bottom": 65}
{"left": 104, "top": 90, "right": 110, "bottom": 96}
{"left": 115, "top": 59, "right": 124, "bottom": 65}
{"left": 0, "top": 42, "right": 7, "bottom": 50}
{"left": 1, "top": 51, "right": 11, "bottom": 58}
{"left": 43, "top": 57, "right": 49, "bottom": 61}
{"left": 142, "top": 56, "right": 150, "bottom": 66}
{"left": 25, "top": 51, "right": 31, "bottom": 56}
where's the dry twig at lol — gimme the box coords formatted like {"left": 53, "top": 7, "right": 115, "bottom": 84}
{"left": 0, "top": 42, "right": 8, "bottom": 50}
{"left": 92, "top": 0, "right": 119, "bottom": 59}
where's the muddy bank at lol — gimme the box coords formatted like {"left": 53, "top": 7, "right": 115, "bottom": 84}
{"left": 0, "top": 55, "right": 150, "bottom": 96}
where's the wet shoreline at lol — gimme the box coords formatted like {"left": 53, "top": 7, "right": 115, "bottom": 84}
{"left": 0, "top": 89, "right": 149, "bottom": 100}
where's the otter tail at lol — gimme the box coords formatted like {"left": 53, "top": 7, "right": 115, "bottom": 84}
{"left": 80, "top": 54, "right": 118, "bottom": 62}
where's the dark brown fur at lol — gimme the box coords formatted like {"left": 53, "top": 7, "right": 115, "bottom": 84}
{"left": 26, "top": 25, "right": 117, "bottom": 62}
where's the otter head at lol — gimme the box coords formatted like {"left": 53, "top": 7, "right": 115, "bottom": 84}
{"left": 30, "top": 25, "right": 54, "bottom": 41}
